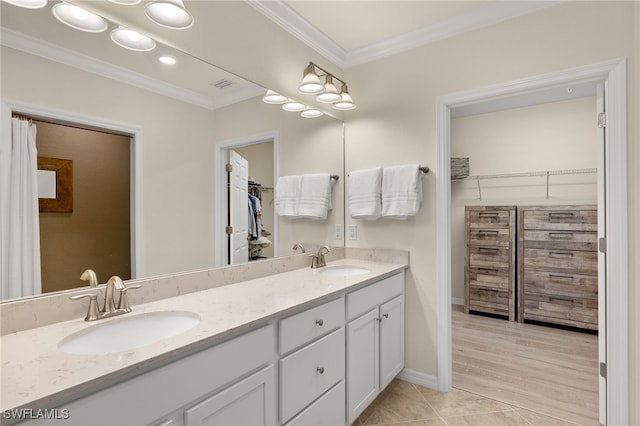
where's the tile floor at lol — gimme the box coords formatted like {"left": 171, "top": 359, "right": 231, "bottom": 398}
{"left": 352, "top": 378, "right": 580, "bottom": 426}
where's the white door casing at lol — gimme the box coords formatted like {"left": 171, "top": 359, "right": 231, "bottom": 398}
{"left": 228, "top": 150, "right": 249, "bottom": 265}
{"left": 596, "top": 82, "right": 607, "bottom": 424}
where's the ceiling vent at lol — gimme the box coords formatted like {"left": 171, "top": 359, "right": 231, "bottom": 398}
{"left": 212, "top": 79, "right": 234, "bottom": 89}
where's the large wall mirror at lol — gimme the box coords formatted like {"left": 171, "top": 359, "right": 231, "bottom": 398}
{"left": 0, "top": 1, "right": 345, "bottom": 301}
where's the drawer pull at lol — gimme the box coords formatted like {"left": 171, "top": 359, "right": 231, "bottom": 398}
{"left": 315, "top": 319, "right": 324, "bottom": 326}
{"left": 549, "top": 212, "right": 575, "bottom": 219}
{"left": 478, "top": 230, "right": 499, "bottom": 234}
{"left": 478, "top": 212, "right": 499, "bottom": 217}
{"left": 478, "top": 267, "right": 499, "bottom": 273}
{"left": 550, "top": 251, "right": 574, "bottom": 257}
{"left": 481, "top": 288, "right": 500, "bottom": 293}
{"left": 478, "top": 247, "right": 500, "bottom": 252}
{"left": 549, "top": 232, "right": 574, "bottom": 239}
{"left": 549, "top": 274, "right": 574, "bottom": 281}
{"left": 550, "top": 296, "right": 573, "bottom": 303}
{"left": 316, "top": 367, "right": 325, "bottom": 374}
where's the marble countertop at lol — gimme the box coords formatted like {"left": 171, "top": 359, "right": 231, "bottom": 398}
{"left": 1, "top": 257, "right": 406, "bottom": 413}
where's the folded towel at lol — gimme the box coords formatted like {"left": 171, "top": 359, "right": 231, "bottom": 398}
{"left": 349, "top": 167, "right": 382, "bottom": 220}
{"left": 274, "top": 175, "right": 302, "bottom": 217}
{"left": 298, "top": 173, "right": 332, "bottom": 220}
{"left": 381, "top": 164, "right": 422, "bottom": 219}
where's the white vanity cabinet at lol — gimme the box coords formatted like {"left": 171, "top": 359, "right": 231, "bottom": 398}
{"left": 278, "top": 297, "right": 346, "bottom": 425}
{"left": 346, "top": 272, "right": 405, "bottom": 424}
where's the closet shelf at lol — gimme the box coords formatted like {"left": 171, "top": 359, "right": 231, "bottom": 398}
{"left": 453, "top": 167, "right": 597, "bottom": 201}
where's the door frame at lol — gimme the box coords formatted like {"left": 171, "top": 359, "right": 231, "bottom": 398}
{"left": 1, "top": 100, "right": 144, "bottom": 279}
{"left": 435, "top": 58, "right": 628, "bottom": 425}
{"left": 213, "top": 131, "right": 279, "bottom": 266}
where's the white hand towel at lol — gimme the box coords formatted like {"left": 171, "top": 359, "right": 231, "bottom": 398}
{"left": 381, "top": 164, "right": 422, "bottom": 219}
{"left": 298, "top": 173, "right": 331, "bottom": 220}
{"left": 274, "top": 175, "right": 302, "bottom": 217}
{"left": 349, "top": 167, "right": 382, "bottom": 220}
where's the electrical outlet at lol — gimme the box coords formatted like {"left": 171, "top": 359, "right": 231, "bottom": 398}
{"left": 348, "top": 224, "right": 357, "bottom": 240}
{"left": 334, "top": 224, "right": 343, "bottom": 240}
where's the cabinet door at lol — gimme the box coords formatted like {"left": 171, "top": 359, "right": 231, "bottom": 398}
{"left": 184, "top": 365, "right": 276, "bottom": 426}
{"left": 346, "top": 308, "right": 379, "bottom": 425}
{"left": 380, "top": 295, "right": 404, "bottom": 389}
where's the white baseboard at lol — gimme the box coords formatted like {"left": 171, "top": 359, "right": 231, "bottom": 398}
{"left": 397, "top": 368, "right": 439, "bottom": 390}
{"left": 452, "top": 297, "right": 464, "bottom": 306}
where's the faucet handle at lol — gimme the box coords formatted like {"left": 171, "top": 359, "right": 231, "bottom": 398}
{"left": 308, "top": 253, "right": 319, "bottom": 268}
{"left": 70, "top": 293, "right": 100, "bottom": 321}
{"left": 117, "top": 284, "right": 141, "bottom": 312}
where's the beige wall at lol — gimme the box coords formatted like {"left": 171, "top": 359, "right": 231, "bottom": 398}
{"left": 2, "top": 47, "right": 217, "bottom": 279}
{"left": 450, "top": 97, "right": 598, "bottom": 301}
{"left": 344, "top": 4, "right": 638, "bottom": 419}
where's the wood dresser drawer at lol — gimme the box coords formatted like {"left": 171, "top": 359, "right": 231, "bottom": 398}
{"left": 468, "top": 287, "right": 509, "bottom": 316}
{"left": 468, "top": 228, "right": 512, "bottom": 246}
{"left": 523, "top": 248, "right": 597, "bottom": 275}
{"left": 468, "top": 266, "right": 510, "bottom": 291}
{"left": 279, "top": 297, "right": 345, "bottom": 354}
{"left": 467, "top": 208, "right": 514, "bottom": 227}
{"left": 523, "top": 270, "right": 598, "bottom": 299}
{"left": 521, "top": 207, "right": 597, "bottom": 231}
{"left": 280, "top": 327, "right": 345, "bottom": 423}
{"left": 522, "top": 292, "right": 598, "bottom": 330}
{"left": 522, "top": 229, "right": 597, "bottom": 251}
{"left": 468, "top": 245, "right": 512, "bottom": 269}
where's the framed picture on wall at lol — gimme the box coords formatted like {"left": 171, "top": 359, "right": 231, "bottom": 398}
{"left": 37, "top": 157, "right": 73, "bottom": 213}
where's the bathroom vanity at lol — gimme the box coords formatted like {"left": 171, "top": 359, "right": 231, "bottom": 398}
{"left": 0, "top": 249, "right": 407, "bottom": 426}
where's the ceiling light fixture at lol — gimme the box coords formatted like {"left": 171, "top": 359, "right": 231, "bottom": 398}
{"left": 158, "top": 55, "right": 177, "bottom": 65}
{"left": 52, "top": 2, "right": 108, "bottom": 33}
{"left": 145, "top": 0, "right": 194, "bottom": 29}
{"left": 298, "top": 61, "right": 356, "bottom": 110}
{"left": 262, "top": 90, "right": 287, "bottom": 104}
{"left": 3, "top": 0, "right": 47, "bottom": 9}
{"left": 108, "top": 0, "right": 142, "bottom": 4}
{"left": 110, "top": 26, "right": 156, "bottom": 51}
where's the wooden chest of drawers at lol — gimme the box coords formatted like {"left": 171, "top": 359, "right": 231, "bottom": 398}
{"left": 517, "top": 205, "right": 598, "bottom": 330}
{"left": 464, "top": 206, "right": 516, "bottom": 321}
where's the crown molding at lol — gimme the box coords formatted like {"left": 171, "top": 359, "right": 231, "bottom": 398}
{"left": 248, "top": 0, "right": 563, "bottom": 69}
{"left": 1, "top": 28, "right": 260, "bottom": 110}
{"left": 246, "top": 0, "right": 347, "bottom": 67}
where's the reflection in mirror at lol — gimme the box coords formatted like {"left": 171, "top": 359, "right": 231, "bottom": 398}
{"left": 0, "top": 1, "right": 344, "bottom": 301}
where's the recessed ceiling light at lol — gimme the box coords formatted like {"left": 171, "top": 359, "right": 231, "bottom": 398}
{"left": 3, "top": 0, "right": 47, "bottom": 8}
{"left": 145, "top": 0, "right": 194, "bottom": 29}
{"left": 110, "top": 26, "right": 156, "bottom": 51}
{"left": 159, "top": 55, "right": 177, "bottom": 65}
{"left": 52, "top": 2, "right": 108, "bottom": 33}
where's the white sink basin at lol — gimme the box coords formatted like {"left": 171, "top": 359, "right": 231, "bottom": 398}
{"left": 320, "top": 265, "right": 371, "bottom": 277}
{"left": 58, "top": 311, "right": 201, "bottom": 355}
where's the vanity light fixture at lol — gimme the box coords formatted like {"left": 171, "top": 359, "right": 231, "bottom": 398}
{"left": 298, "top": 61, "right": 356, "bottom": 110}
{"left": 110, "top": 26, "right": 156, "bottom": 51}
{"left": 262, "top": 89, "right": 288, "bottom": 104}
{"left": 145, "top": 0, "right": 194, "bottom": 29}
{"left": 300, "top": 108, "right": 324, "bottom": 119}
{"left": 2, "top": 0, "right": 47, "bottom": 9}
{"left": 108, "top": 0, "right": 142, "bottom": 4}
{"left": 158, "top": 55, "right": 177, "bottom": 65}
{"left": 282, "top": 100, "right": 306, "bottom": 112}
{"left": 52, "top": 2, "right": 108, "bottom": 33}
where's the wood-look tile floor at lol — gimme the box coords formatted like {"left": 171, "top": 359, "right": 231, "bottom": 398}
{"left": 353, "top": 305, "right": 599, "bottom": 426}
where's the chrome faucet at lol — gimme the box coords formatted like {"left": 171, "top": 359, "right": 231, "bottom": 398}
{"left": 309, "top": 246, "right": 331, "bottom": 269}
{"left": 292, "top": 243, "right": 306, "bottom": 253}
{"left": 71, "top": 270, "right": 140, "bottom": 321}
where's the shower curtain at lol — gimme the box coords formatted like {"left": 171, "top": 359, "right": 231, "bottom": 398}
{"left": 0, "top": 116, "right": 42, "bottom": 299}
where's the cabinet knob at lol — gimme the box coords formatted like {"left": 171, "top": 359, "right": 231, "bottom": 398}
{"left": 316, "top": 367, "right": 325, "bottom": 374}
{"left": 315, "top": 319, "right": 324, "bottom": 326}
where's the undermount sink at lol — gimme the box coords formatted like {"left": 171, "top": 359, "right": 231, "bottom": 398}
{"left": 320, "top": 265, "right": 371, "bottom": 277}
{"left": 58, "top": 311, "right": 201, "bottom": 355}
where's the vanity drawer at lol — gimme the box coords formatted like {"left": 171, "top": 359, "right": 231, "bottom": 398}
{"left": 521, "top": 208, "right": 597, "bottom": 231}
{"left": 468, "top": 228, "right": 512, "bottom": 246}
{"left": 280, "top": 327, "right": 345, "bottom": 423}
{"left": 280, "top": 297, "right": 345, "bottom": 354}
{"left": 347, "top": 272, "right": 404, "bottom": 321}
{"left": 523, "top": 248, "right": 597, "bottom": 275}
{"left": 468, "top": 287, "right": 509, "bottom": 316}
{"left": 522, "top": 230, "right": 597, "bottom": 251}
{"left": 467, "top": 209, "right": 514, "bottom": 227}
{"left": 285, "top": 381, "right": 345, "bottom": 426}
